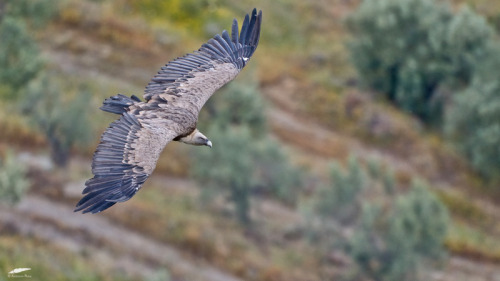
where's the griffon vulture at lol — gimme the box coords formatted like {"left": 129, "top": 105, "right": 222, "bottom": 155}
{"left": 75, "top": 9, "right": 262, "bottom": 213}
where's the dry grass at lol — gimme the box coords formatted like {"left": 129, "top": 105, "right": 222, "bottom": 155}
{"left": 0, "top": 107, "right": 46, "bottom": 149}
{"left": 438, "top": 189, "right": 492, "bottom": 224}
{"left": 271, "top": 122, "right": 350, "bottom": 160}
{"left": 0, "top": 235, "right": 133, "bottom": 281}
{"left": 446, "top": 222, "right": 500, "bottom": 264}
{"left": 103, "top": 184, "right": 329, "bottom": 281}
{"left": 451, "top": 0, "right": 500, "bottom": 17}
{"left": 57, "top": 1, "right": 158, "bottom": 53}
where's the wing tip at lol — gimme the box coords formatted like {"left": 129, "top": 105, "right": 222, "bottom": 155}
{"left": 74, "top": 190, "right": 119, "bottom": 214}
{"left": 75, "top": 113, "right": 149, "bottom": 214}
{"left": 145, "top": 8, "right": 263, "bottom": 100}
{"left": 252, "top": 8, "right": 258, "bottom": 18}
{"left": 237, "top": 8, "right": 262, "bottom": 60}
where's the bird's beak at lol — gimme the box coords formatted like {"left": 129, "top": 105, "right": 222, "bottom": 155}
{"left": 206, "top": 140, "right": 212, "bottom": 148}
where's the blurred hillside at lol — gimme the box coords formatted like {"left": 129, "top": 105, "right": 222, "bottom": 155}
{"left": 1, "top": 0, "right": 500, "bottom": 280}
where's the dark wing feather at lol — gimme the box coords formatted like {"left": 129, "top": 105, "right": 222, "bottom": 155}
{"left": 75, "top": 113, "right": 173, "bottom": 213}
{"left": 143, "top": 8, "right": 262, "bottom": 101}
{"left": 239, "top": 13, "right": 250, "bottom": 46}
{"left": 231, "top": 19, "right": 239, "bottom": 45}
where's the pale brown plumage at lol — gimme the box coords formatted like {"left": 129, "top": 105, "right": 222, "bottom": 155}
{"left": 75, "top": 9, "right": 262, "bottom": 213}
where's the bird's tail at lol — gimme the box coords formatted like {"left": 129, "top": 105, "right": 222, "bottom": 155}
{"left": 100, "top": 94, "right": 141, "bottom": 114}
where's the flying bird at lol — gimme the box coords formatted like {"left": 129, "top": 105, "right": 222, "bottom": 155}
{"left": 75, "top": 9, "right": 262, "bottom": 214}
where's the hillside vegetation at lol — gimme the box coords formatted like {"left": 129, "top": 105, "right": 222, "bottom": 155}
{"left": 1, "top": 0, "right": 500, "bottom": 280}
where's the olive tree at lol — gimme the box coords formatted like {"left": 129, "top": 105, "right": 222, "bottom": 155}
{"left": 347, "top": 0, "right": 494, "bottom": 124}
{"left": 0, "top": 17, "right": 42, "bottom": 98}
{"left": 349, "top": 180, "right": 449, "bottom": 281}
{"left": 308, "top": 156, "right": 449, "bottom": 280}
{"left": 193, "top": 81, "right": 303, "bottom": 226}
{"left": 445, "top": 48, "right": 500, "bottom": 182}
{"left": 21, "top": 75, "right": 93, "bottom": 167}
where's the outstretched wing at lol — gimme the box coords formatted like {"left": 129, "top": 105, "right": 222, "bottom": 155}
{"left": 75, "top": 113, "right": 176, "bottom": 213}
{"left": 75, "top": 9, "right": 262, "bottom": 214}
{"left": 144, "top": 8, "right": 262, "bottom": 113}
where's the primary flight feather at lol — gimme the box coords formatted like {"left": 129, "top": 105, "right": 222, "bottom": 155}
{"left": 75, "top": 9, "right": 262, "bottom": 214}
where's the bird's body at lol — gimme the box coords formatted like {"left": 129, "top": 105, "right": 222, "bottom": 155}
{"left": 75, "top": 9, "right": 262, "bottom": 213}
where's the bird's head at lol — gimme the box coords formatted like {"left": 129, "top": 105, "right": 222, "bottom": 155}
{"left": 178, "top": 129, "right": 212, "bottom": 148}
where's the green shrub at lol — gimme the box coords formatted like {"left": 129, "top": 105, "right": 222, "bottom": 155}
{"left": 146, "top": 269, "right": 171, "bottom": 281}
{"left": 193, "top": 80, "right": 304, "bottom": 225}
{"left": 201, "top": 81, "right": 267, "bottom": 137}
{"left": 0, "top": 0, "right": 59, "bottom": 99}
{"left": 193, "top": 126, "right": 255, "bottom": 226}
{"left": 366, "top": 157, "right": 381, "bottom": 180}
{"left": 20, "top": 75, "right": 93, "bottom": 167}
{"left": 390, "top": 180, "right": 449, "bottom": 259}
{"left": 347, "top": 0, "right": 494, "bottom": 124}
{"left": 4, "top": 0, "right": 59, "bottom": 27}
{"left": 313, "top": 156, "right": 366, "bottom": 224}
{"left": 382, "top": 168, "right": 395, "bottom": 195}
{"left": 307, "top": 156, "right": 449, "bottom": 280}
{"left": 445, "top": 51, "right": 500, "bottom": 181}
{"left": 0, "top": 17, "right": 42, "bottom": 98}
{"left": 254, "top": 138, "right": 303, "bottom": 206}
{"left": 0, "top": 151, "right": 30, "bottom": 205}
{"left": 349, "top": 180, "right": 449, "bottom": 281}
